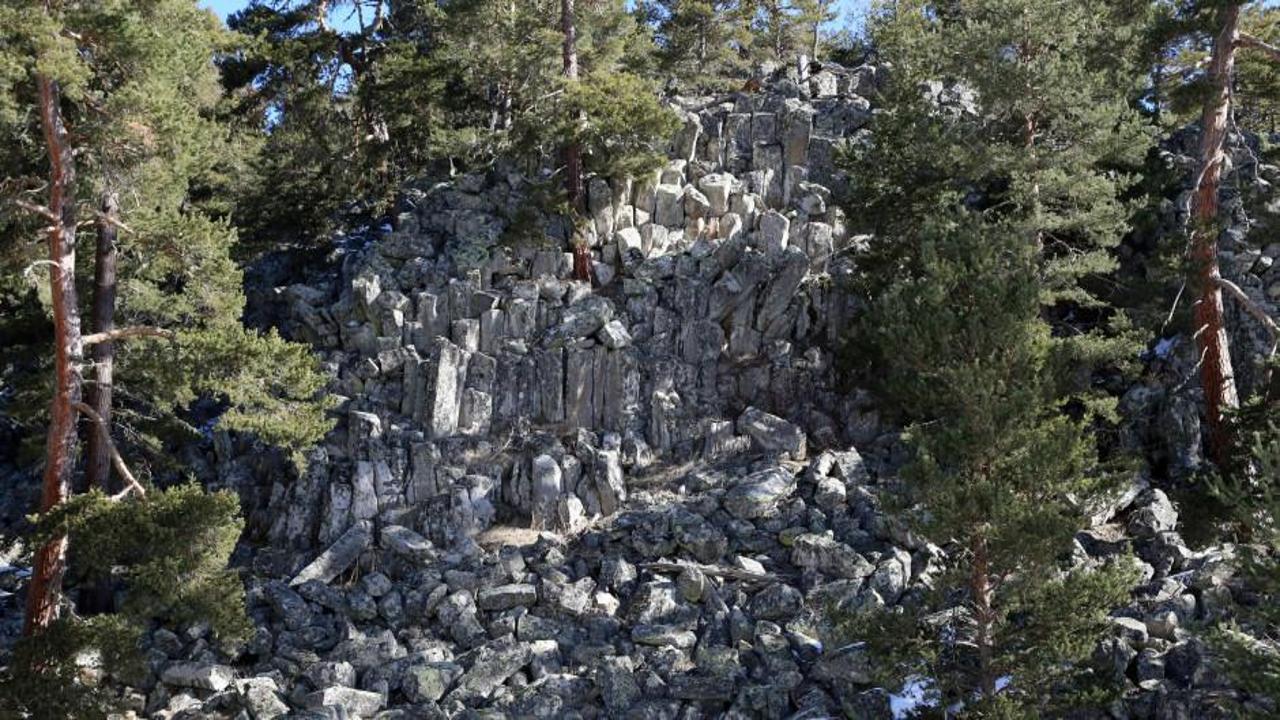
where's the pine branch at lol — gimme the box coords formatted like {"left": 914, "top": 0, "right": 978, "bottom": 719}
{"left": 82, "top": 326, "right": 175, "bottom": 346}
{"left": 1216, "top": 277, "right": 1280, "bottom": 342}
{"left": 12, "top": 198, "right": 59, "bottom": 224}
{"left": 74, "top": 402, "right": 146, "bottom": 500}
{"left": 92, "top": 208, "right": 132, "bottom": 234}
{"left": 316, "top": 0, "right": 332, "bottom": 32}
{"left": 1238, "top": 33, "right": 1280, "bottom": 63}
{"left": 1216, "top": 278, "right": 1280, "bottom": 390}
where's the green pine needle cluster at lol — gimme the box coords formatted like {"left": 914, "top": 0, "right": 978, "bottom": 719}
{"left": 0, "top": 485, "right": 249, "bottom": 719}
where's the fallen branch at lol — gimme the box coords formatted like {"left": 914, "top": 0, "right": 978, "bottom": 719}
{"left": 82, "top": 326, "right": 174, "bottom": 346}
{"left": 1239, "top": 33, "right": 1280, "bottom": 63}
{"left": 74, "top": 402, "right": 146, "bottom": 500}
{"left": 640, "top": 561, "right": 788, "bottom": 584}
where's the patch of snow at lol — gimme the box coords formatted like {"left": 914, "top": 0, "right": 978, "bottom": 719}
{"left": 889, "top": 676, "right": 938, "bottom": 719}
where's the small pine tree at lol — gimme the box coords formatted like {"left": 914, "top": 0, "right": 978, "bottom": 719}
{"left": 849, "top": 0, "right": 1153, "bottom": 315}
{"left": 513, "top": 70, "right": 681, "bottom": 181}
{"left": 837, "top": 0, "right": 1152, "bottom": 713}
{"left": 747, "top": 0, "right": 810, "bottom": 64}
{"left": 0, "top": 485, "right": 250, "bottom": 719}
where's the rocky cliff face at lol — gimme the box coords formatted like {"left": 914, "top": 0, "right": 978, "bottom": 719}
{"left": 256, "top": 63, "right": 879, "bottom": 559}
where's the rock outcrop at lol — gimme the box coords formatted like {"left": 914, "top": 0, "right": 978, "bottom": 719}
{"left": 260, "top": 63, "right": 880, "bottom": 559}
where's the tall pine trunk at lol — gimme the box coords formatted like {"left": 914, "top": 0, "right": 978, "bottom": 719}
{"left": 561, "top": 0, "right": 593, "bottom": 285}
{"left": 561, "top": 0, "right": 583, "bottom": 210}
{"left": 1191, "top": 2, "right": 1242, "bottom": 467}
{"left": 24, "top": 73, "right": 84, "bottom": 637}
{"left": 84, "top": 191, "right": 119, "bottom": 492}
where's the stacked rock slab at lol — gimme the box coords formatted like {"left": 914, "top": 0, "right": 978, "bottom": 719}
{"left": 269, "top": 63, "right": 879, "bottom": 555}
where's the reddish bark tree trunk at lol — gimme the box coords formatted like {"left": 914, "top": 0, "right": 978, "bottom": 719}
{"left": 84, "top": 191, "right": 119, "bottom": 493}
{"left": 1190, "top": 3, "right": 1242, "bottom": 467}
{"left": 969, "top": 534, "right": 997, "bottom": 701}
{"left": 24, "top": 74, "right": 84, "bottom": 637}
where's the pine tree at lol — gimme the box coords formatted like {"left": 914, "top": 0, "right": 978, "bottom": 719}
{"left": 1145, "top": 0, "right": 1280, "bottom": 466}
{"left": 227, "top": 0, "right": 670, "bottom": 247}
{"left": 851, "top": 0, "right": 1153, "bottom": 311}
{"left": 791, "top": 0, "right": 837, "bottom": 61}
{"left": 843, "top": 210, "right": 1138, "bottom": 716}
{"left": 0, "top": 485, "right": 251, "bottom": 718}
{"left": 837, "top": 0, "right": 1154, "bottom": 712}
{"left": 637, "top": 0, "right": 755, "bottom": 89}
{"left": 1231, "top": 5, "right": 1280, "bottom": 133}
{"left": 1209, "top": 402, "right": 1280, "bottom": 716}
{"left": 0, "top": 0, "right": 332, "bottom": 682}
{"left": 221, "top": 1, "right": 441, "bottom": 243}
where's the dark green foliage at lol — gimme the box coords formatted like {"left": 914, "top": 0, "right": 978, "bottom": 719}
{"left": 839, "top": 211, "right": 1136, "bottom": 716}
{"left": 1205, "top": 385, "right": 1280, "bottom": 715}
{"left": 0, "top": 0, "right": 334, "bottom": 463}
{"left": 0, "top": 485, "right": 249, "bottom": 719}
{"left": 845, "top": 567, "right": 1136, "bottom": 718}
{"left": 848, "top": 0, "right": 1154, "bottom": 312}
{"left": 636, "top": 0, "right": 756, "bottom": 90}
{"left": 0, "top": 615, "right": 141, "bottom": 720}
{"left": 1143, "top": 2, "right": 1280, "bottom": 133}
{"left": 227, "top": 0, "right": 669, "bottom": 241}
{"left": 39, "top": 485, "right": 251, "bottom": 642}
{"left": 835, "top": 1, "right": 1154, "bottom": 713}
{"left": 123, "top": 325, "right": 334, "bottom": 456}
{"left": 844, "top": 0, "right": 1157, "bottom": 422}
{"left": 747, "top": 0, "right": 816, "bottom": 64}
{"left": 222, "top": 1, "right": 416, "bottom": 243}
{"left": 1235, "top": 6, "right": 1280, "bottom": 133}
{"left": 515, "top": 71, "right": 682, "bottom": 180}
{"left": 0, "top": 5, "right": 326, "bottom": 712}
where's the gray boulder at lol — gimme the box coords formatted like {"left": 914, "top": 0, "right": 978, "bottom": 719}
{"left": 302, "top": 687, "right": 386, "bottom": 717}
{"left": 791, "top": 533, "right": 874, "bottom": 579}
{"left": 402, "top": 661, "right": 463, "bottom": 703}
{"left": 450, "top": 637, "right": 532, "bottom": 702}
{"left": 161, "top": 663, "right": 235, "bottom": 692}
{"left": 380, "top": 525, "right": 433, "bottom": 560}
{"left": 738, "top": 406, "right": 807, "bottom": 459}
{"left": 1128, "top": 489, "right": 1179, "bottom": 538}
{"left": 291, "top": 521, "right": 374, "bottom": 587}
{"left": 476, "top": 583, "right": 538, "bottom": 611}
{"left": 723, "top": 466, "right": 796, "bottom": 519}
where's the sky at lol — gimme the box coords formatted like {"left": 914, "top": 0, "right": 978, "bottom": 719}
{"left": 199, "top": 0, "right": 871, "bottom": 32}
